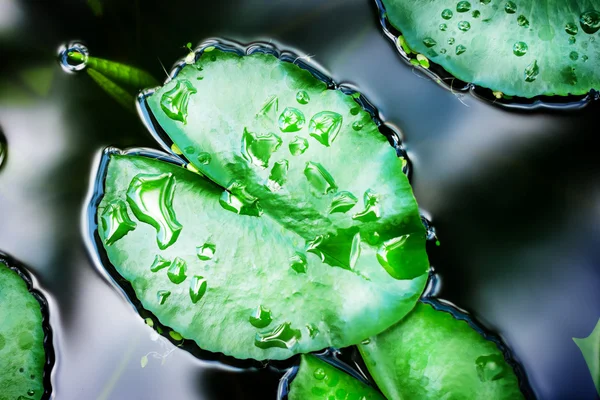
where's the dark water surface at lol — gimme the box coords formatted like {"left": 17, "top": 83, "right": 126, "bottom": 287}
{"left": 0, "top": 0, "right": 599, "bottom": 399}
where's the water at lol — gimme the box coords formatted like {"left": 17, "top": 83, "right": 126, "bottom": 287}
{"left": 1, "top": 0, "right": 599, "bottom": 399}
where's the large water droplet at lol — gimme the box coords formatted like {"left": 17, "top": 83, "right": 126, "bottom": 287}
{"left": 565, "top": 22, "right": 579, "bottom": 35}
{"left": 249, "top": 305, "right": 273, "bottom": 328}
{"left": 329, "top": 191, "right": 358, "bottom": 214}
{"left": 289, "top": 136, "right": 309, "bottom": 156}
{"left": 150, "top": 255, "right": 170, "bottom": 272}
{"left": 197, "top": 152, "right": 211, "bottom": 165}
{"left": 126, "top": 173, "right": 182, "bottom": 250}
{"left": 296, "top": 90, "right": 310, "bottom": 104}
{"left": 308, "top": 111, "right": 343, "bottom": 147}
{"left": 456, "top": 1, "right": 471, "bottom": 13}
{"left": 254, "top": 322, "right": 301, "bottom": 350}
{"left": 476, "top": 354, "right": 508, "bottom": 382}
{"left": 278, "top": 107, "right": 305, "bottom": 132}
{"left": 455, "top": 44, "right": 467, "bottom": 55}
{"left": 423, "top": 37, "right": 437, "bottom": 47}
{"left": 314, "top": 368, "right": 326, "bottom": 380}
{"left": 580, "top": 10, "right": 600, "bottom": 34}
{"left": 189, "top": 275, "right": 207, "bottom": 304}
{"left": 157, "top": 290, "right": 171, "bottom": 305}
{"left": 513, "top": 41, "right": 528, "bottom": 56}
{"left": 167, "top": 257, "right": 187, "bottom": 284}
{"left": 442, "top": 9, "right": 454, "bottom": 19}
{"left": 257, "top": 95, "right": 279, "bottom": 119}
{"left": 160, "top": 80, "right": 197, "bottom": 124}
{"left": 267, "top": 160, "right": 289, "bottom": 192}
{"left": 219, "top": 181, "right": 263, "bottom": 216}
{"left": 458, "top": 21, "right": 471, "bottom": 31}
{"left": 524, "top": 60, "right": 539, "bottom": 82}
{"left": 376, "top": 234, "right": 426, "bottom": 280}
{"left": 100, "top": 199, "right": 137, "bottom": 246}
{"left": 304, "top": 161, "right": 338, "bottom": 195}
{"left": 58, "top": 42, "right": 89, "bottom": 73}
{"left": 352, "top": 189, "right": 380, "bottom": 222}
{"left": 517, "top": 15, "right": 529, "bottom": 27}
{"left": 241, "top": 128, "right": 282, "bottom": 168}
{"left": 504, "top": 1, "right": 517, "bottom": 13}
{"left": 196, "top": 242, "right": 216, "bottom": 260}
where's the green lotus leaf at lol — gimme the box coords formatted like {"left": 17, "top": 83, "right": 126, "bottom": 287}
{"left": 573, "top": 318, "right": 600, "bottom": 396}
{"left": 358, "top": 302, "right": 524, "bottom": 400}
{"left": 0, "top": 261, "right": 48, "bottom": 400}
{"left": 380, "top": 0, "right": 600, "bottom": 98}
{"left": 287, "top": 355, "right": 385, "bottom": 400}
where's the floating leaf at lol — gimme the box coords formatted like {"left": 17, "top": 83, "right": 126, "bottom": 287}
{"left": 573, "top": 318, "right": 600, "bottom": 396}
{"left": 359, "top": 302, "right": 524, "bottom": 400}
{"left": 379, "top": 0, "right": 600, "bottom": 97}
{"left": 288, "top": 355, "right": 385, "bottom": 400}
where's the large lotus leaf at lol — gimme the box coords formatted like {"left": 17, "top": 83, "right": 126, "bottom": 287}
{"left": 288, "top": 355, "right": 385, "bottom": 400}
{"left": 95, "top": 151, "right": 428, "bottom": 360}
{"left": 380, "top": 0, "right": 600, "bottom": 98}
{"left": 358, "top": 302, "right": 524, "bottom": 400}
{"left": 0, "top": 262, "right": 47, "bottom": 400}
{"left": 573, "top": 318, "right": 600, "bottom": 396}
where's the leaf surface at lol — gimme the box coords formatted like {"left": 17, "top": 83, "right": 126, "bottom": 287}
{"left": 574, "top": 318, "right": 600, "bottom": 396}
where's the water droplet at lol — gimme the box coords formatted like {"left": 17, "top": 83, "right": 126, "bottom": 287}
{"left": 504, "top": 1, "right": 516, "bottom": 13}
{"left": 0, "top": 131, "right": 5, "bottom": 171}
{"left": 296, "top": 90, "right": 310, "bottom": 104}
{"left": 314, "top": 368, "right": 326, "bottom": 380}
{"left": 196, "top": 242, "right": 216, "bottom": 260}
{"left": 171, "top": 143, "right": 183, "bottom": 155}
{"left": 150, "top": 255, "right": 170, "bottom": 272}
{"left": 570, "top": 51, "right": 579, "bottom": 61}
{"left": 565, "top": 22, "right": 579, "bottom": 35}
{"left": 458, "top": 21, "right": 471, "bottom": 31}
{"left": 169, "top": 331, "right": 183, "bottom": 341}
{"left": 442, "top": 9, "right": 454, "bottom": 19}
{"left": 126, "top": 173, "right": 182, "bottom": 250}
{"left": 455, "top": 44, "right": 467, "bottom": 55}
{"left": 538, "top": 25, "right": 556, "bottom": 41}
{"left": 569, "top": 36, "right": 577, "bottom": 44}
{"left": 197, "top": 152, "right": 211, "bottom": 165}
{"left": 167, "top": 257, "right": 187, "bottom": 284}
{"left": 448, "top": 37, "right": 456, "bottom": 45}
{"left": 304, "top": 161, "right": 338, "bottom": 195}
{"left": 160, "top": 80, "right": 197, "bottom": 124}
{"left": 376, "top": 234, "right": 426, "bottom": 280}
{"left": 100, "top": 199, "right": 137, "bottom": 246}
{"left": 308, "top": 111, "right": 343, "bottom": 147}
{"left": 278, "top": 107, "right": 305, "bottom": 132}
{"left": 350, "top": 106, "right": 360, "bottom": 115}
{"left": 58, "top": 42, "right": 89, "bottom": 73}
{"left": 290, "top": 252, "right": 308, "bottom": 274}
{"left": 580, "top": 10, "right": 600, "bottom": 34}
{"left": 582, "top": 55, "right": 589, "bottom": 62}
{"left": 517, "top": 14, "right": 529, "bottom": 27}
{"left": 241, "top": 128, "right": 282, "bottom": 168}
{"left": 249, "top": 305, "right": 273, "bottom": 328}
{"left": 439, "top": 23, "right": 448, "bottom": 31}
{"left": 361, "top": 338, "right": 371, "bottom": 345}
{"left": 157, "top": 290, "right": 171, "bottom": 305}
{"left": 329, "top": 191, "right": 358, "bottom": 214}
{"left": 512, "top": 41, "right": 528, "bottom": 56}
{"left": 257, "top": 95, "right": 279, "bottom": 119}
{"left": 184, "top": 146, "right": 195, "bottom": 155}
{"left": 524, "top": 60, "right": 539, "bottom": 82}
{"left": 349, "top": 232, "right": 361, "bottom": 270}
{"left": 27, "top": 390, "right": 35, "bottom": 396}
{"left": 219, "top": 181, "right": 263, "bottom": 216}
{"left": 476, "top": 354, "right": 508, "bottom": 382}
{"left": 351, "top": 121, "right": 364, "bottom": 131}
{"left": 472, "top": 10, "right": 481, "bottom": 18}
{"left": 423, "top": 37, "right": 437, "bottom": 47}
{"left": 289, "top": 136, "right": 309, "bottom": 156}
{"left": 254, "top": 322, "right": 301, "bottom": 350}
{"left": 352, "top": 189, "right": 380, "bottom": 222}
{"left": 456, "top": 1, "right": 471, "bottom": 13}
{"left": 267, "top": 160, "right": 289, "bottom": 192}
{"left": 306, "top": 323, "right": 319, "bottom": 338}
{"left": 189, "top": 275, "right": 207, "bottom": 304}
{"left": 440, "top": 48, "right": 447, "bottom": 54}
{"left": 480, "top": 0, "right": 491, "bottom": 4}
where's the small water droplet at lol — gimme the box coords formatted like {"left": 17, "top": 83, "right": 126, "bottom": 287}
{"left": 267, "top": 159, "right": 289, "bottom": 192}
{"left": 308, "top": 111, "right": 343, "bottom": 147}
{"left": 565, "top": 22, "right": 579, "bottom": 35}
{"left": 442, "top": 9, "right": 454, "bottom": 19}
{"left": 504, "top": 1, "right": 517, "bottom": 13}
{"left": 480, "top": 0, "right": 491, "bottom": 4}
{"left": 569, "top": 36, "right": 577, "bottom": 44}
{"left": 219, "top": 181, "right": 263, "bottom": 216}
{"left": 150, "top": 255, "right": 171, "bottom": 272}
{"left": 361, "top": 338, "right": 371, "bottom": 345}
{"left": 582, "top": 55, "right": 589, "bottom": 62}
{"left": 196, "top": 242, "right": 216, "bottom": 260}
{"left": 472, "top": 10, "right": 481, "bottom": 18}
{"left": 167, "top": 257, "right": 187, "bottom": 284}
{"left": 257, "top": 95, "right": 279, "bottom": 119}
{"left": 296, "top": 90, "right": 310, "bottom": 104}
{"left": 290, "top": 252, "right": 308, "bottom": 274}
{"left": 524, "top": 59, "right": 539, "bottom": 82}
{"left": 160, "top": 80, "right": 197, "bottom": 124}
{"left": 314, "top": 368, "right": 326, "bottom": 380}
{"left": 517, "top": 14, "right": 529, "bottom": 27}
{"left": 349, "top": 232, "right": 361, "bottom": 270}
{"left": 569, "top": 51, "right": 579, "bottom": 60}
{"left": 126, "top": 173, "right": 182, "bottom": 250}
{"left": 197, "top": 152, "right": 211, "bottom": 165}
{"left": 58, "top": 42, "right": 89, "bottom": 73}
{"left": 512, "top": 41, "right": 528, "bottom": 56}
{"left": 329, "top": 191, "right": 358, "bottom": 214}
{"left": 278, "top": 107, "right": 306, "bottom": 132}
{"left": 376, "top": 234, "right": 426, "bottom": 280}
{"left": 306, "top": 323, "right": 319, "bottom": 338}
{"left": 423, "top": 37, "right": 437, "bottom": 47}
{"left": 448, "top": 37, "right": 456, "bottom": 45}
{"left": 440, "top": 48, "right": 447, "bottom": 54}
{"left": 254, "top": 322, "right": 301, "bottom": 350}
{"left": 455, "top": 44, "right": 467, "bottom": 55}
{"left": 304, "top": 161, "right": 338, "bottom": 195}
{"left": 350, "top": 106, "right": 360, "bottom": 115}
{"left": 580, "top": 10, "right": 600, "bottom": 34}
{"left": 249, "top": 305, "right": 273, "bottom": 328}
{"left": 458, "top": 21, "right": 471, "bottom": 31}
{"left": 476, "top": 354, "right": 508, "bottom": 382}
{"left": 241, "top": 128, "right": 283, "bottom": 168}
{"left": 27, "top": 390, "right": 35, "bottom": 396}
{"left": 189, "top": 275, "right": 207, "bottom": 304}
{"left": 157, "top": 290, "right": 171, "bottom": 305}
{"left": 439, "top": 23, "right": 448, "bottom": 31}
{"left": 352, "top": 189, "right": 380, "bottom": 222}
{"left": 289, "top": 135, "right": 309, "bottom": 156}
{"left": 100, "top": 199, "right": 137, "bottom": 246}
{"left": 456, "top": 1, "right": 471, "bottom": 13}
{"left": 352, "top": 121, "right": 364, "bottom": 131}
{"left": 184, "top": 146, "right": 195, "bottom": 155}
